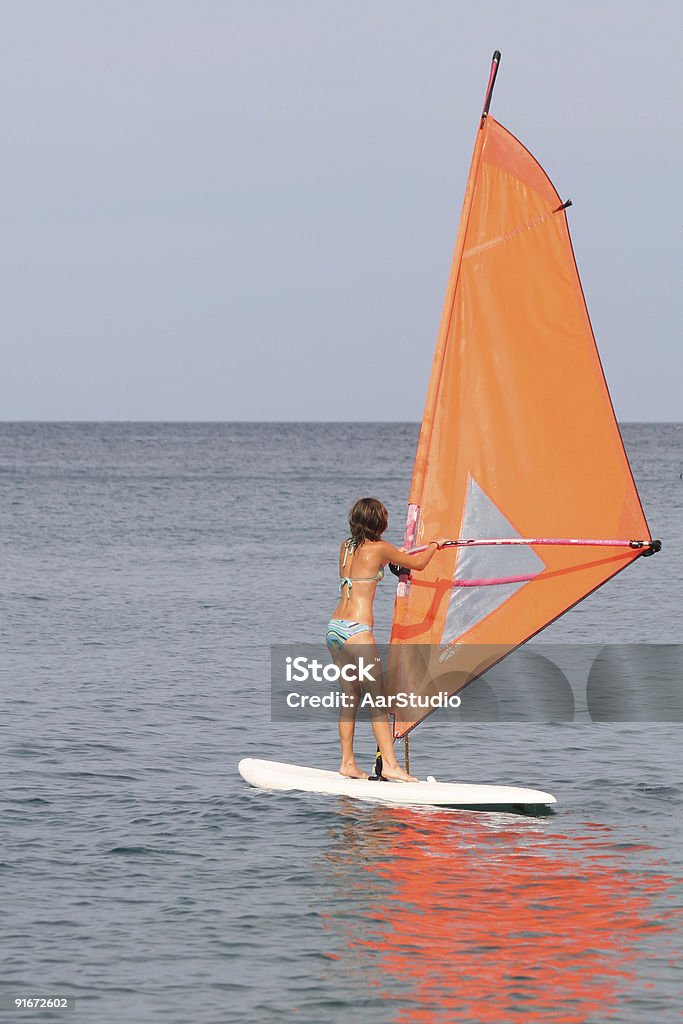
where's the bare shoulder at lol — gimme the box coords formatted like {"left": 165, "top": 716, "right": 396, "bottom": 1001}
{"left": 375, "top": 539, "right": 400, "bottom": 562}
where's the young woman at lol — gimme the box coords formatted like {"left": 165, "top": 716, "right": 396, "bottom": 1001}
{"left": 326, "top": 497, "right": 446, "bottom": 782}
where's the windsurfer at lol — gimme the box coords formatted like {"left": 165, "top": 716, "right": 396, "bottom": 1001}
{"left": 326, "top": 497, "right": 446, "bottom": 781}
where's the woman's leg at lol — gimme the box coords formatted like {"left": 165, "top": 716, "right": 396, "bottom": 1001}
{"left": 337, "top": 683, "right": 365, "bottom": 778}
{"left": 345, "top": 634, "right": 417, "bottom": 782}
{"left": 329, "top": 645, "right": 367, "bottom": 778}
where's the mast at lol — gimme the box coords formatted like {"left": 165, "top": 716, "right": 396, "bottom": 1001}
{"left": 405, "top": 52, "right": 502, "bottom": 529}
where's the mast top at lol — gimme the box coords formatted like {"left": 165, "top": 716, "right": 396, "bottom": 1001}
{"left": 481, "top": 50, "right": 501, "bottom": 128}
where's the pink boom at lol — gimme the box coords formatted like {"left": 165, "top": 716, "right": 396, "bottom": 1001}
{"left": 402, "top": 538, "right": 657, "bottom": 588}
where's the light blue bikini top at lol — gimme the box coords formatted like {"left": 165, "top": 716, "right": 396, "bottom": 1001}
{"left": 339, "top": 538, "right": 384, "bottom": 593}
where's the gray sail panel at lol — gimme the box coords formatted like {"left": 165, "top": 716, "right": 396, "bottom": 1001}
{"left": 442, "top": 477, "right": 545, "bottom": 644}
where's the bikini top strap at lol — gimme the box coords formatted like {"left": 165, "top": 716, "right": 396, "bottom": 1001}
{"left": 342, "top": 538, "right": 355, "bottom": 569}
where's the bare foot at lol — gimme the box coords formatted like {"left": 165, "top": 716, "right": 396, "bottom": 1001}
{"left": 382, "top": 763, "right": 418, "bottom": 783}
{"left": 339, "top": 761, "right": 369, "bottom": 780}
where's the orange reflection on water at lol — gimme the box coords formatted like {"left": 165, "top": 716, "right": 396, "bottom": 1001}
{"left": 322, "top": 806, "right": 680, "bottom": 1023}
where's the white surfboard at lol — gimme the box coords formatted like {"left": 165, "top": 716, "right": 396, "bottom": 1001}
{"left": 238, "top": 758, "right": 556, "bottom": 811}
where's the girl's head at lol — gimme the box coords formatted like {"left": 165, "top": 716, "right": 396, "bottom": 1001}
{"left": 348, "top": 497, "right": 388, "bottom": 547}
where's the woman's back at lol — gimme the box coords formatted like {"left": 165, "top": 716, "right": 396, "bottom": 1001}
{"left": 333, "top": 538, "right": 384, "bottom": 626}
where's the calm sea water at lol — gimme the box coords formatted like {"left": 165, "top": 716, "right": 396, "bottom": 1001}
{"left": 1, "top": 422, "right": 682, "bottom": 1024}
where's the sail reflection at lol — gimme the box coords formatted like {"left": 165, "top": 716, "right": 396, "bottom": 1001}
{"left": 321, "top": 806, "right": 678, "bottom": 1023}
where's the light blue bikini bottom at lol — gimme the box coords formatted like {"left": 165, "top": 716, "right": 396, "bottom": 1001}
{"left": 326, "top": 618, "right": 374, "bottom": 651}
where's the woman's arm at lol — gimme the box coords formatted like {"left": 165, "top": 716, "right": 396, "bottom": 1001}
{"left": 379, "top": 539, "right": 446, "bottom": 572}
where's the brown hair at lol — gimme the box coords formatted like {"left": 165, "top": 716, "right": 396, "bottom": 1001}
{"left": 348, "top": 497, "right": 388, "bottom": 547}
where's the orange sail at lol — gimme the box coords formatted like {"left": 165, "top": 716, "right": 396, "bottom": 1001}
{"left": 389, "top": 53, "right": 657, "bottom": 738}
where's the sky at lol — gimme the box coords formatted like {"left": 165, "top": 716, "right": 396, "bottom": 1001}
{"left": 1, "top": 1, "right": 681, "bottom": 421}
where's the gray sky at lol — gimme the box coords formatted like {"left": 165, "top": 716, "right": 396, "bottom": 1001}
{"left": 2, "top": 1, "right": 681, "bottom": 421}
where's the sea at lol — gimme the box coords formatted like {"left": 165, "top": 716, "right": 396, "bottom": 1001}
{"left": 1, "top": 421, "right": 681, "bottom": 1024}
